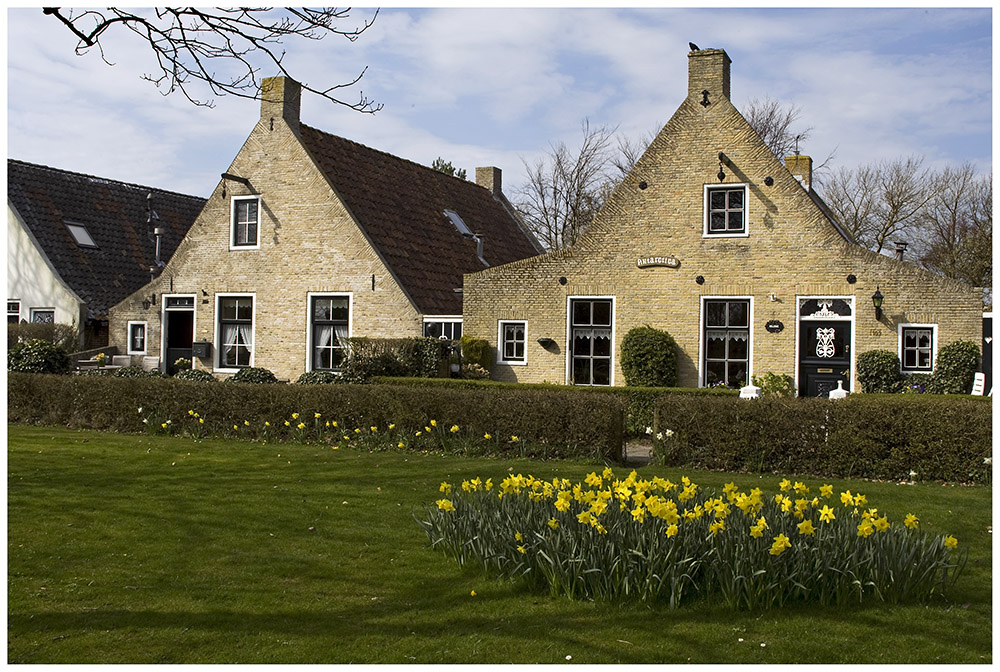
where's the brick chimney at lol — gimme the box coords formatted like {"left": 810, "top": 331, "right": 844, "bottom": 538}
{"left": 476, "top": 166, "right": 502, "bottom": 196}
{"left": 688, "top": 48, "right": 731, "bottom": 102}
{"left": 785, "top": 155, "right": 813, "bottom": 191}
{"left": 261, "top": 76, "right": 301, "bottom": 131}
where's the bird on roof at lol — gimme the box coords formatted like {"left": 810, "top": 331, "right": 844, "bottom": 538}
{"left": 689, "top": 42, "right": 700, "bottom": 51}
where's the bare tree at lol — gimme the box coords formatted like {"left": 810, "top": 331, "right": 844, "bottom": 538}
{"left": 916, "top": 165, "right": 992, "bottom": 302}
{"left": 822, "top": 156, "right": 937, "bottom": 254}
{"left": 515, "top": 120, "right": 618, "bottom": 251}
{"left": 41, "top": 7, "right": 381, "bottom": 111}
{"left": 742, "top": 96, "right": 835, "bottom": 180}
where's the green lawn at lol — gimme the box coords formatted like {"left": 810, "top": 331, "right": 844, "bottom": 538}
{"left": 7, "top": 424, "right": 992, "bottom": 664}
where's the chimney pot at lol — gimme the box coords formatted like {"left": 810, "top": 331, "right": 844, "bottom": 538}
{"left": 476, "top": 166, "right": 502, "bottom": 196}
{"left": 895, "top": 241, "right": 908, "bottom": 261}
{"left": 261, "top": 76, "right": 301, "bottom": 131}
{"left": 688, "top": 48, "right": 731, "bottom": 102}
{"left": 785, "top": 154, "right": 813, "bottom": 191}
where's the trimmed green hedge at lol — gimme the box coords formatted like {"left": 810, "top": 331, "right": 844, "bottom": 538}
{"left": 653, "top": 394, "right": 991, "bottom": 483}
{"left": 8, "top": 373, "right": 624, "bottom": 463}
{"left": 373, "top": 376, "right": 738, "bottom": 438}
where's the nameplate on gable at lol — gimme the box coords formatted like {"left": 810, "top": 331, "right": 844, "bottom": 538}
{"left": 637, "top": 256, "right": 680, "bottom": 269}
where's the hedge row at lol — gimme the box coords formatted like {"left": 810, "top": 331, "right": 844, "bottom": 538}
{"left": 653, "top": 394, "right": 992, "bottom": 483}
{"left": 373, "top": 376, "right": 737, "bottom": 438}
{"left": 8, "top": 373, "right": 624, "bottom": 463}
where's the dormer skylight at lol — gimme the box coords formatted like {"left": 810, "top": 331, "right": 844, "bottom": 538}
{"left": 65, "top": 221, "right": 98, "bottom": 248}
{"left": 444, "top": 209, "right": 472, "bottom": 236}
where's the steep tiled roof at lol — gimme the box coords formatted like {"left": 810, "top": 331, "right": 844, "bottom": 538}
{"left": 7, "top": 159, "right": 205, "bottom": 318}
{"left": 299, "top": 125, "right": 539, "bottom": 315}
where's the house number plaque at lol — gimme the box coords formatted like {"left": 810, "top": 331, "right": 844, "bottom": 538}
{"left": 765, "top": 320, "right": 784, "bottom": 333}
{"left": 637, "top": 256, "right": 680, "bottom": 269}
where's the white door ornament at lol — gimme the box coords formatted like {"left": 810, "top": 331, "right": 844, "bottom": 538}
{"left": 815, "top": 327, "right": 836, "bottom": 358}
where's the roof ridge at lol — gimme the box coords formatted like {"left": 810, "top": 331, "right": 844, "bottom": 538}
{"left": 7, "top": 158, "right": 206, "bottom": 203}
{"left": 299, "top": 124, "right": 486, "bottom": 191}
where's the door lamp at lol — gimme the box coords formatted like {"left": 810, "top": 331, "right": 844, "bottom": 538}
{"left": 871, "top": 287, "right": 884, "bottom": 321}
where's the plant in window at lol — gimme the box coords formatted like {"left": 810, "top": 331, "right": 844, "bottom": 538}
{"left": 620, "top": 325, "right": 678, "bottom": 388}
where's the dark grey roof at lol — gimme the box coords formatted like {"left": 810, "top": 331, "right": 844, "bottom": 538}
{"left": 7, "top": 159, "right": 205, "bottom": 319}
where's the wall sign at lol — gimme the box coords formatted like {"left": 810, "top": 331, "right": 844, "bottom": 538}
{"left": 765, "top": 319, "right": 784, "bottom": 333}
{"left": 637, "top": 256, "right": 680, "bottom": 269}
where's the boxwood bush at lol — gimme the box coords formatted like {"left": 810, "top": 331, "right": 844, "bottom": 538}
{"left": 932, "top": 340, "right": 980, "bottom": 394}
{"left": 653, "top": 393, "right": 990, "bottom": 483}
{"left": 8, "top": 372, "right": 625, "bottom": 463}
{"left": 7, "top": 338, "right": 71, "bottom": 375}
{"left": 620, "top": 325, "right": 678, "bottom": 388}
{"left": 227, "top": 367, "right": 279, "bottom": 384}
{"left": 174, "top": 368, "right": 215, "bottom": 382}
{"left": 856, "top": 350, "right": 902, "bottom": 393}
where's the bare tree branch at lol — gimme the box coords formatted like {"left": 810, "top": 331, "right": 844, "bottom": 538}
{"left": 743, "top": 96, "right": 836, "bottom": 181}
{"left": 41, "top": 7, "right": 381, "bottom": 111}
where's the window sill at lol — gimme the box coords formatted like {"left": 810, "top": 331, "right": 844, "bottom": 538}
{"left": 702, "top": 232, "right": 749, "bottom": 239}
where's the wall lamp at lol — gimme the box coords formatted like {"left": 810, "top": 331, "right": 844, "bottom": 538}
{"left": 142, "top": 293, "right": 157, "bottom": 310}
{"left": 871, "top": 287, "right": 884, "bottom": 320}
{"left": 717, "top": 151, "right": 727, "bottom": 182}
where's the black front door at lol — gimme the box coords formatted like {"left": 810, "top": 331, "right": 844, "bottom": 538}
{"left": 799, "top": 320, "right": 851, "bottom": 397}
{"left": 164, "top": 309, "right": 194, "bottom": 375}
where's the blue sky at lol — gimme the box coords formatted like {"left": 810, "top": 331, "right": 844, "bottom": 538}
{"left": 5, "top": 7, "right": 992, "bottom": 199}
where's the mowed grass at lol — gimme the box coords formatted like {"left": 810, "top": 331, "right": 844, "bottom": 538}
{"left": 8, "top": 424, "right": 992, "bottom": 664}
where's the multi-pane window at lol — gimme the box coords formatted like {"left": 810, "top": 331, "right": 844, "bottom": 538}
{"left": 127, "top": 322, "right": 147, "bottom": 355}
{"left": 232, "top": 197, "right": 260, "bottom": 247}
{"left": 423, "top": 319, "right": 462, "bottom": 340}
{"left": 8, "top": 301, "right": 20, "bottom": 324}
{"left": 218, "top": 296, "right": 253, "bottom": 368}
{"left": 901, "top": 326, "right": 934, "bottom": 372}
{"left": 704, "top": 299, "right": 750, "bottom": 387}
{"left": 30, "top": 309, "right": 55, "bottom": 324}
{"left": 499, "top": 321, "right": 526, "bottom": 364}
{"left": 571, "top": 299, "right": 612, "bottom": 386}
{"left": 705, "top": 186, "right": 746, "bottom": 235}
{"left": 311, "top": 296, "right": 350, "bottom": 370}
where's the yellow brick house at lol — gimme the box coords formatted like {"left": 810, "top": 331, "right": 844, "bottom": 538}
{"left": 461, "top": 47, "right": 982, "bottom": 396}
{"left": 109, "top": 77, "right": 540, "bottom": 379}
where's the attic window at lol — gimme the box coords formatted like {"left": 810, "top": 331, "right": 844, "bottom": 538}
{"left": 65, "top": 222, "right": 98, "bottom": 248}
{"left": 444, "top": 209, "right": 472, "bottom": 236}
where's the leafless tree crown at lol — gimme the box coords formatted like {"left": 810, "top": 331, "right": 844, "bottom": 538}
{"left": 42, "top": 7, "right": 381, "bottom": 111}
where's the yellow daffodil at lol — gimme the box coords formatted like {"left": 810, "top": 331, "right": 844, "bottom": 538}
{"left": 779, "top": 478, "right": 791, "bottom": 492}
{"left": 944, "top": 535, "right": 958, "bottom": 549}
{"left": 430, "top": 420, "right": 437, "bottom": 427}
{"left": 284, "top": 421, "right": 291, "bottom": 427}
{"left": 199, "top": 418, "right": 204, "bottom": 424}
{"left": 904, "top": 513, "right": 919, "bottom": 530}
{"left": 854, "top": 494, "right": 868, "bottom": 507}
{"left": 450, "top": 425, "right": 460, "bottom": 433}
{"left": 840, "top": 490, "right": 854, "bottom": 506}
{"left": 188, "top": 410, "right": 194, "bottom": 416}
{"left": 436, "top": 499, "right": 454, "bottom": 512}
{"left": 331, "top": 421, "right": 338, "bottom": 428}
{"left": 370, "top": 426, "right": 377, "bottom": 433}
{"left": 355, "top": 428, "right": 362, "bottom": 434}
{"left": 397, "top": 442, "right": 405, "bottom": 449}
{"left": 857, "top": 520, "right": 875, "bottom": 537}
{"left": 292, "top": 413, "right": 299, "bottom": 420}
{"left": 514, "top": 532, "right": 523, "bottom": 542}
{"left": 750, "top": 525, "right": 764, "bottom": 538}
{"left": 819, "top": 505, "right": 836, "bottom": 523}
{"left": 416, "top": 431, "right": 422, "bottom": 437}
{"left": 769, "top": 534, "right": 791, "bottom": 556}
{"left": 439, "top": 482, "right": 452, "bottom": 494}
{"left": 484, "top": 433, "right": 492, "bottom": 440}
{"left": 264, "top": 421, "right": 270, "bottom": 427}
{"left": 244, "top": 420, "right": 250, "bottom": 426}
{"left": 874, "top": 516, "right": 890, "bottom": 532}
{"left": 314, "top": 413, "right": 322, "bottom": 419}
{"left": 547, "top": 517, "right": 559, "bottom": 530}
{"left": 297, "top": 423, "right": 306, "bottom": 430}
{"left": 819, "top": 484, "right": 833, "bottom": 498}
{"left": 793, "top": 481, "right": 809, "bottom": 495}
{"left": 470, "top": 590, "right": 476, "bottom": 597}
{"left": 797, "top": 519, "right": 816, "bottom": 536}
{"left": 709, "top": 520, "right": 725, "bottom": 535}
{"left": 517, "top": 545, "right": 526, "bottom": 554}
{"left": 425, "top": 426, "right": 432, "bottom": 433}
{"left": 511, "top": 435, "right": 520, "bottom": 442}
{"left": 233, "top": 424, "right": 238, "bottom": 430}
{"left": 665, "top": 523, "right": 679, "bottom": 538}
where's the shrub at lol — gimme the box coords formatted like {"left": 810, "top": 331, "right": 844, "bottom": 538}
{"left": 459, "top": 335, "right": 491, "bottom": 371}
{"left": 901, "top": 372, "right": 933, "bottom": 394}
{"left": 227, "top": 367, "right": 279, "bottom": 384}
{"left": 751, "top": 372, "right": 795, "bottom": 397}
{"left": 459, "top": 363, "right": 490, "bottom": 380}
{"left": 295, "top": 370, "right": 340, "bottom": 385}
{"left": 8, "top": 322, "right": 77, "bottom": 352}
{"left": 173, "top": 357, "right": 193, "bottom": 370}
{"left": 340, "top": 337, "right": 447, "bottom": 382}
{"left": 931, "top": 340, "right": 980, "bottom": 394}
{"left": 7, "top": 338, "right": 71, "bottom": 374}
{"left": 652, "top": 393, "right": 991, "bottom": 483}
{"left": 620, "top": 325, "right": 678, "bottom": 387}
{"left": 174, "top": 368, "right": 215, "bottom": 383}
{"left": 419, "top": 471, "right": 966, "bottom": 609}
{"left": 856, "top": 350, "right": 902, "bottom": 393}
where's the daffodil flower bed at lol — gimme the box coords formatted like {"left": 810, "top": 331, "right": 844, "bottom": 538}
{"left": 418, "top": 470, "right": 966, "bottom": 610}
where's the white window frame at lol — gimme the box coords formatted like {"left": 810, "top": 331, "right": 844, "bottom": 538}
{"left": 230, "top": 196, "right": 261, "bottom": 250}
{"left": 422, "top": 315, "right": 463, "bottom": 340}
{"left": 214, "top": 293, "right": 256, "bottom": 372}
{"left": 566, "top": 296, "right": 616, "bottom": 387}
{"left": 898, "top": 323, "right": 938, "bottom": 374}
{"left": 306, "top": 292, "right": 353, "bottom": 372}
{"left": 127, "top": 320, "right": 148, "bottom": 355}
{"left": 703, "top": 183, "right": 750, "bottom": 238}
{"left": 497, "top": 320, "right": 528, "bottom": 366}
{"left": 699, "top": 296, "right": 754, "bottom": 388}
{"left": 8, "top": 300, "right": 21, "bottom": 323}
{"left": 29, "top": 307, "right": 55, "bottom": 324}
